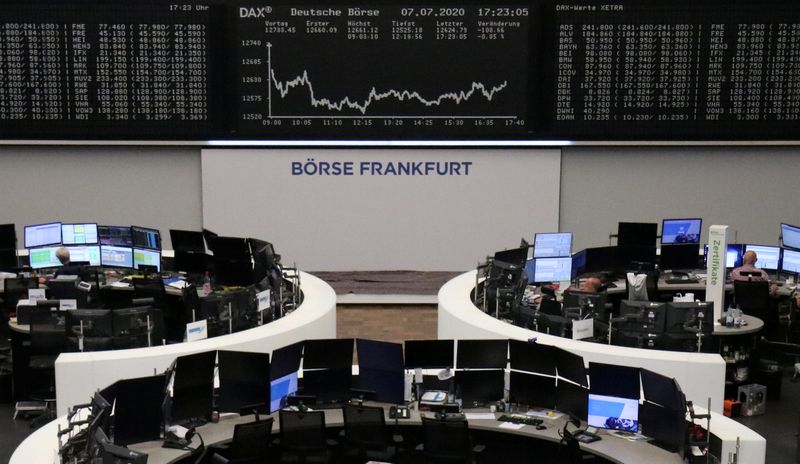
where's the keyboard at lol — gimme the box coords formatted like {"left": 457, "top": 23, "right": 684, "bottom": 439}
{"left": 497, "top": 414, "right": 543, "bottom": 426}
{"left": 666, "top": 278, "right": 699, "bottom": 284}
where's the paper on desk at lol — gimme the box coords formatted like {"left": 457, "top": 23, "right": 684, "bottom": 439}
{"left": 108, "top": 281, "right": 131, "bottom": 288}
{"left": 465, "top": 413, "right": 496, "bottom": 420}
{"left": 498, "top": 422, "right": 526, "bottom": 430}
{"left": 526, "top": 408, "right": 564, "bottom": 420}
{"left": 166, "top": 280, "right": 189, "bottom": 289}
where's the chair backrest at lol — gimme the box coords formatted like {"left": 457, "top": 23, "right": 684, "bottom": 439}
{"left": 29, "top": 310, "right": 67, "bottom": 356}
{"left": 539, "top": 298, "right": 562, "bottom": 316}
{"left": 734, "top": 281, "right": 770, "bottom": 314}
{"left": 230, "top": 417, "right": 274, "bottom": 460}
{"left": 133, "top": 278, "right": 167, "bottom": 308}
{"left": 421, "top": 416, "right": 471, "bottom": 462}
{"left": 342, "top": 404, "right": 387, "bottom": 449}
{"left": 279, "top": 410, "right": 326, "bottom": 452}
{"left": 100, "top": 287, "right": 134, "bottom": 310}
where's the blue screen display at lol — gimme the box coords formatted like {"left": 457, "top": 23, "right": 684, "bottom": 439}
{"left": 270, "top": 371, "right": 299, "bottom": 413}
{"left": 662, "top": 219, "right": 702, "bottom": 244}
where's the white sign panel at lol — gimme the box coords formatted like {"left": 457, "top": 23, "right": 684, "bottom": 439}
{"left": 185, "top": 319, "right": 208, "bottom": 342}
{"left": 28, "top": 289, "right": 46, "bottom": 301}
{"left": 705, "top": 225, "right": 729, "bottom": 324}
{"left": 572, "top": 318, "right": 594, "bottom": 340}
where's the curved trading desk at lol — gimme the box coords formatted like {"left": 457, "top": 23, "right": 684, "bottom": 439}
{"left": 53, "top": 271, "right": 336, "bottom": 416}
{"left": 11, "top": 405, "right": 683, "bottom": 464}
{"left": 438, "top": 271, "right": 766, "bottom": 463}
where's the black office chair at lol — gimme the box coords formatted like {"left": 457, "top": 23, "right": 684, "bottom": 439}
{"left": 278, "top": 410, "right": 335, "bottom": 463}
{"left": 48, "top": 276, "right": 89, "bottom": 308}
{"left": 734, "top": 280, "right": 770, "bottom": 318}
{"left": 99, "top": 287, "right": 134, "bottom": 310}
{"left": 133, "top": 278, "right": 167, "bottom": 310}
{"left": 341, "top": 403, "right": 401, "bottom": 463}
{"left": 539, "top": 298, "right": 562, "bottom": 316}
{"left": 208, "top": 417, "right": 275, "bottom": 464}
{"left": 417, "top": 416, "right": 484, "bottom": 464}
{"left": 3, "top": 277, "right": 38, "bottom": 313}
{"left": 558, "top": 428, "right": 595, "bottom": 463}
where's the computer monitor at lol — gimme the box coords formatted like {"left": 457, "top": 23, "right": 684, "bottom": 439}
{"left": 588, "top": 394, "right": 639, "bottom": 432}
{"left": 131, "top": 226, "right": 161, "bottom": 250}
{"left": 112, "top": 306, "right": 150, "bottom": 337}
{"left": 665, "top": 302, "right": 715, "bottom": 334}
{"left": 66, "top": 245, "right": 101, "bottom": 266}
{"left": 456, "top": 370, "right": 505, "bottom": 406}
{"left": 619, "top": 300, "right": 667, "bottom": 333}
{"left": 303, "top": 338, "right": 354, "bottom": 370}
{"left": 571, "top": 249, "right": 587, "bottom": 278}
{"left": 404, "top": 339, "right": 454, "bottom": 369}
{"left": 271, "top": 341, "right": 304, "bottom": 380}
{"left": 270, "top": 371, "right": 299, "bottom": 412}
{"left": 704, "top": 244, "right": 744, "bottom": 269}
{"left": 640, "top": 401, "right": 686, "bottom": 453}
{"left": 618, "top": 222, "right": 658, "bottom": 247}
{"left": 493, "top": 247, "right": 528, "bottom": 268}
{"left": 217, "top": 350, "right": 270, "bottom": 413}
{"left": 24, "top": 222, "right": 62, "bottom": 248}
{"left": 112, "top": 374, "right": 165, "bottom": 446}
{"left": 101, "top": 245, "right": 133, "bottom": 268}
{"left": 508, "top": 371, "right": 556, "bottom": 409}
{"left": 0, "top": 223, "right": 15, "bottom": 249}
{"left": 584, "top": 246, "right": 618, "bottom": 273}
{"left": 169, "top": 229, "right": 206, "bottom": 253}
{"left": 556, "top": 380, "right": 589, "bottom": 419}
{"left": 782, "top": 248, "right": 800, "bottom": 274}
{"left": 640, "top": 369, "right": 684, "bottom": 412}
{"left": 555, "top": 349, "right": 588, "bottom": 387}
{"left": 170, "top": 351, "right": 216, "bottom": 425}
{"left": 532, "top": 257, "right": 572, "bottom": 283}
{"left": 509, "top": 339, "right": 557, "bottom": 375}
{"left": 66, "top": 309, "right": 113, "bottom": 338}
{"left": 98, "top": 225, "right": 133, "bottom": 247}
{"left": 533, "top": 232, "right": 572, "bottom": 258}
{"left": 61, "top": 223, "right": 98, "bottom": 245}
{"left": 588, "top": 362, "right": 640, "bottom": 399}
{"left": 301, "top": 368, "right": 351, "bottom": 403}
{"left": 781, "top": 223, "right": 800, "bottom": 250}
{"left": 28, "top": 246, "right": 63, "bottom": 269}
{"left": 661, "top": 218, "right": 702, "bottom": 244}
{"left": 744, "top": 244, "right": 781, "bottom": 271}
{"left": 356, "top": 339, "right": 405, "bottom": 403}
{"left": 562, "top": 290, "right": 607, "bottom": 320}
{"left": 456, "top": 339, "right": 508, "bottom": 369}
{"left": 617, "top": 245, "right": 657, "bottom": 269}
{"left": 660, "top": 244, "right": 700, "bottom": 270}
{"left": 133, "top": 248, "right": 161, "bottom": 272}
{"left": 524, "top": 258, "right": 536, "bottom": 284}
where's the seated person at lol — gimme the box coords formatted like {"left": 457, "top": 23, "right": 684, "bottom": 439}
{"left": 731, "top": 251, "right": 777, "bottom": 295}
{"left": 54, "top": 247, "right": 84, "bottom": 278}
{"left": 578, "top": 276, "right": 602, "bottom": 293}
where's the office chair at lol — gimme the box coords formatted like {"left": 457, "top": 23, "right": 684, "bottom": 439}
{"left": 133, "top": 278, "right": 167, "bottom": 310}
{"left": 99, "top": 287, "right": 134, "bottom": 310}
{"left": 207, "top": 417, "right": 275, "bottom": 464}
{"left": 341, "top": 403, "right": 401, "bottom": 463}
{"left": 539, "top": 298, "right": 562, "bottom": 316}
{"left": 48, "top": 276, "right": 89, "bottom": 308}
{"left": 734, "top": 280, "right": 770, "bottom": 319}
{"left": 278, "top": 410, "right": 335, "bottom": 463}
{"left": 417, "top": 416, "right": 484, "bottom": 464}
{"left": 3, "top": 277, "right": 38, "bottom": 313}
{"left": 558, "top": 427, "right": 595, "bottom": 463}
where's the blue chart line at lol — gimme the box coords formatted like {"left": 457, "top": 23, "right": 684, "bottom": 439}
{"left": 265, "top": 42, "right": 514, "bottom": 119}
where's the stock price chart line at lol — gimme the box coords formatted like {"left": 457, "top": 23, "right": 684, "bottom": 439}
{"left": 237, "top": 4, "right": 530, "bottom": 137}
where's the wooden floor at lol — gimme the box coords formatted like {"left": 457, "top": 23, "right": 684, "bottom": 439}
{"left": 336, "top": 304, "right": 437, "bottom": 344}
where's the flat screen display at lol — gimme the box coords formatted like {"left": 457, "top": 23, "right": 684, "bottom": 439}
{"left": 588, "top": 394, "right": 639, "bottom": 432}
{"left": 28, "top": 246, "right": 62, "bottom": 269}
{"left": 533, "top": 257, "right": 572, "bottom": 283}
{"left": 533, "top": 232, "right": 572, "bottom": 258}
{"left": 704, "top": 244, "right": 743, "bottom": 269}
{"left": 781, "top": 223, "right": 800, "bottom": 250}
{"left": 99, "top": 226, "right": 133, "bottom": 247}
{"left": 67, "top": 245, "right": 101, "bottom": 266}
{"left": 61, "top": 223, "right": 98, "bottom": 245}
{"left": 269, "top": 371, "right": 298, "bottom": 413}
{"left": 782, "top": 249, "right": 800, "bottom": 274}
{"left": 101, "top": 245, "right": 133, "bottom": 268}
{"left": 25, "top": 222, "right": 62, "bottom": 248}
{"left": 661, "top": 219, "right": 702, "bottom": 244}
{"left": 404, "top": 339, "right": 454, "bottom": 369}
{"left": 133, "top": 248, "right": 161, "bottom": 272}
{"left": 744, "top": 244, "right": 781, "bottom": 271}
{"left": 617, "top": 223, "right": 657, "bottom": 247}
{"left": 132, "top": 226, "right": 161, "bottom": 250}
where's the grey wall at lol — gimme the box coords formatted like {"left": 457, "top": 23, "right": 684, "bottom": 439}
{"left": 560, "top": 146, "right": 800, "bottom": 251}
{"left": 0, "top": 147, "right": 202, "bottom": 250}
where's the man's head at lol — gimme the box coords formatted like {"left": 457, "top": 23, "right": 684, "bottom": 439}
{"left": 742, "top": 250, "right": 758, "bottom": 266}
{"left": 55, "top": 247, "right": 70, "bottom": 265}
{"left": 580, "top": 276, "right": 602, "bottom": 293}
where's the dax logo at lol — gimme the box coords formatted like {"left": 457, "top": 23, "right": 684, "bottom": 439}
{"left": 239, "top": 6, "right": 272, "bottom": 18}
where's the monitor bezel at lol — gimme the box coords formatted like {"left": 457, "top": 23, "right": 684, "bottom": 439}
{"left": 60, "top": 222, "right": 99, "bottom": 245}
{"left": 24, "top": 221, "right": 63, "bottom": 249}
{"left": 743, "top": 244, "right": 781, "bottom": 271}
{"left": 533, "top": 232, "right": 573, "bottom": 258}
{"left": 131, "top": 225, "right": 161, "bottom": 250}
{"left": 660, "top": 218, "right": 703, "bottom": 245}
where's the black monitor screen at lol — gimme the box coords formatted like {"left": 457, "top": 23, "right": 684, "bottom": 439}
{"left": 456, "top": 339, "right": 508, "bottom": 369}
{"left": 303, "top": 338, "right": 353, "bottom": 370}
{"left": 271, "top": 341, "right": 303, "bottom": 380}
{"left": 640, "top": 369, "right": 683, "bottom": 412}
{"left": 557, "top": 380, "right": 589, "bottom": 420}
{"left": 170, "top": 229, "right": 206, "bottom": 253}
{"left": 0, "top": 223, "right": 15, "bottom": 249}
{"left": 217, "top": 350, "right": 270, "bottom": 413}
{"left": 301, "top": 368, "right": 351, "bottom": 403}
{"left": 589, "top": 362, "right": 640, "bottom": 399}
{"left": 584, "top": 246, "right": 618, "bottom": 273}
{"left": 404, "top": 339, "right": 454, "bottom": 369}
{"left": 782, "top": 223, "right": 800, "bottom": 250}
{"left": 456, "top": 370, "right": 505, "bottom": 406}
{"left": 113, "top": 375, "right": 165, "bottom": 446}
{"left": 509, "top": 340, "right": 556, "bottom": 375}
{"left": 619, "top": 301, "right": 667, "bottom": 334}
{"left": 661, "top": 219, "right": 702, "bottom": 244}
{"left": 173, "top": 350, "right": 216, "bottom": 390}
{"left": 111, "top": 307, "right": 150, "bottom": 337}
{"left": 665, "top": 302, "right": 714, "bottom": 334}
{"left": 660, "top": 244, "right": 700, "bottom": 270}
{"left": 358, "top": 368, "right": 404, "bottom": 404}
{"left": 493, "top": 247, "right": 528, "bottom": 268}
{"left": 571, "top": 249, "right": 587, "bottom": 277}
{"left": 66, "top": 309, "right": 112, "bottom": 338}
{"left": 555, "top": 349, "right": 587, "bottom": 387}
{"left": 640, "top": 401, "right": 686, "bottom": 453}
{"left": 98, "top": 225, "right": 133, "bottom": 247}
{"left": 357, "top": 339, "right": 404, "bottom": 372}
{"left": 617, "top": 245, "right": 657, "bottom": 269}
{"left": 171, "top": 351, "right": 216, "bottom": 424}
{"left": 618, "top": 222, "right": 658, "bottom": 247}
{"left": 509, "top": 371, "right": 556, "bottom": 409}
{"left": 131, "top": 226, "right": 161, "bottom": 250}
